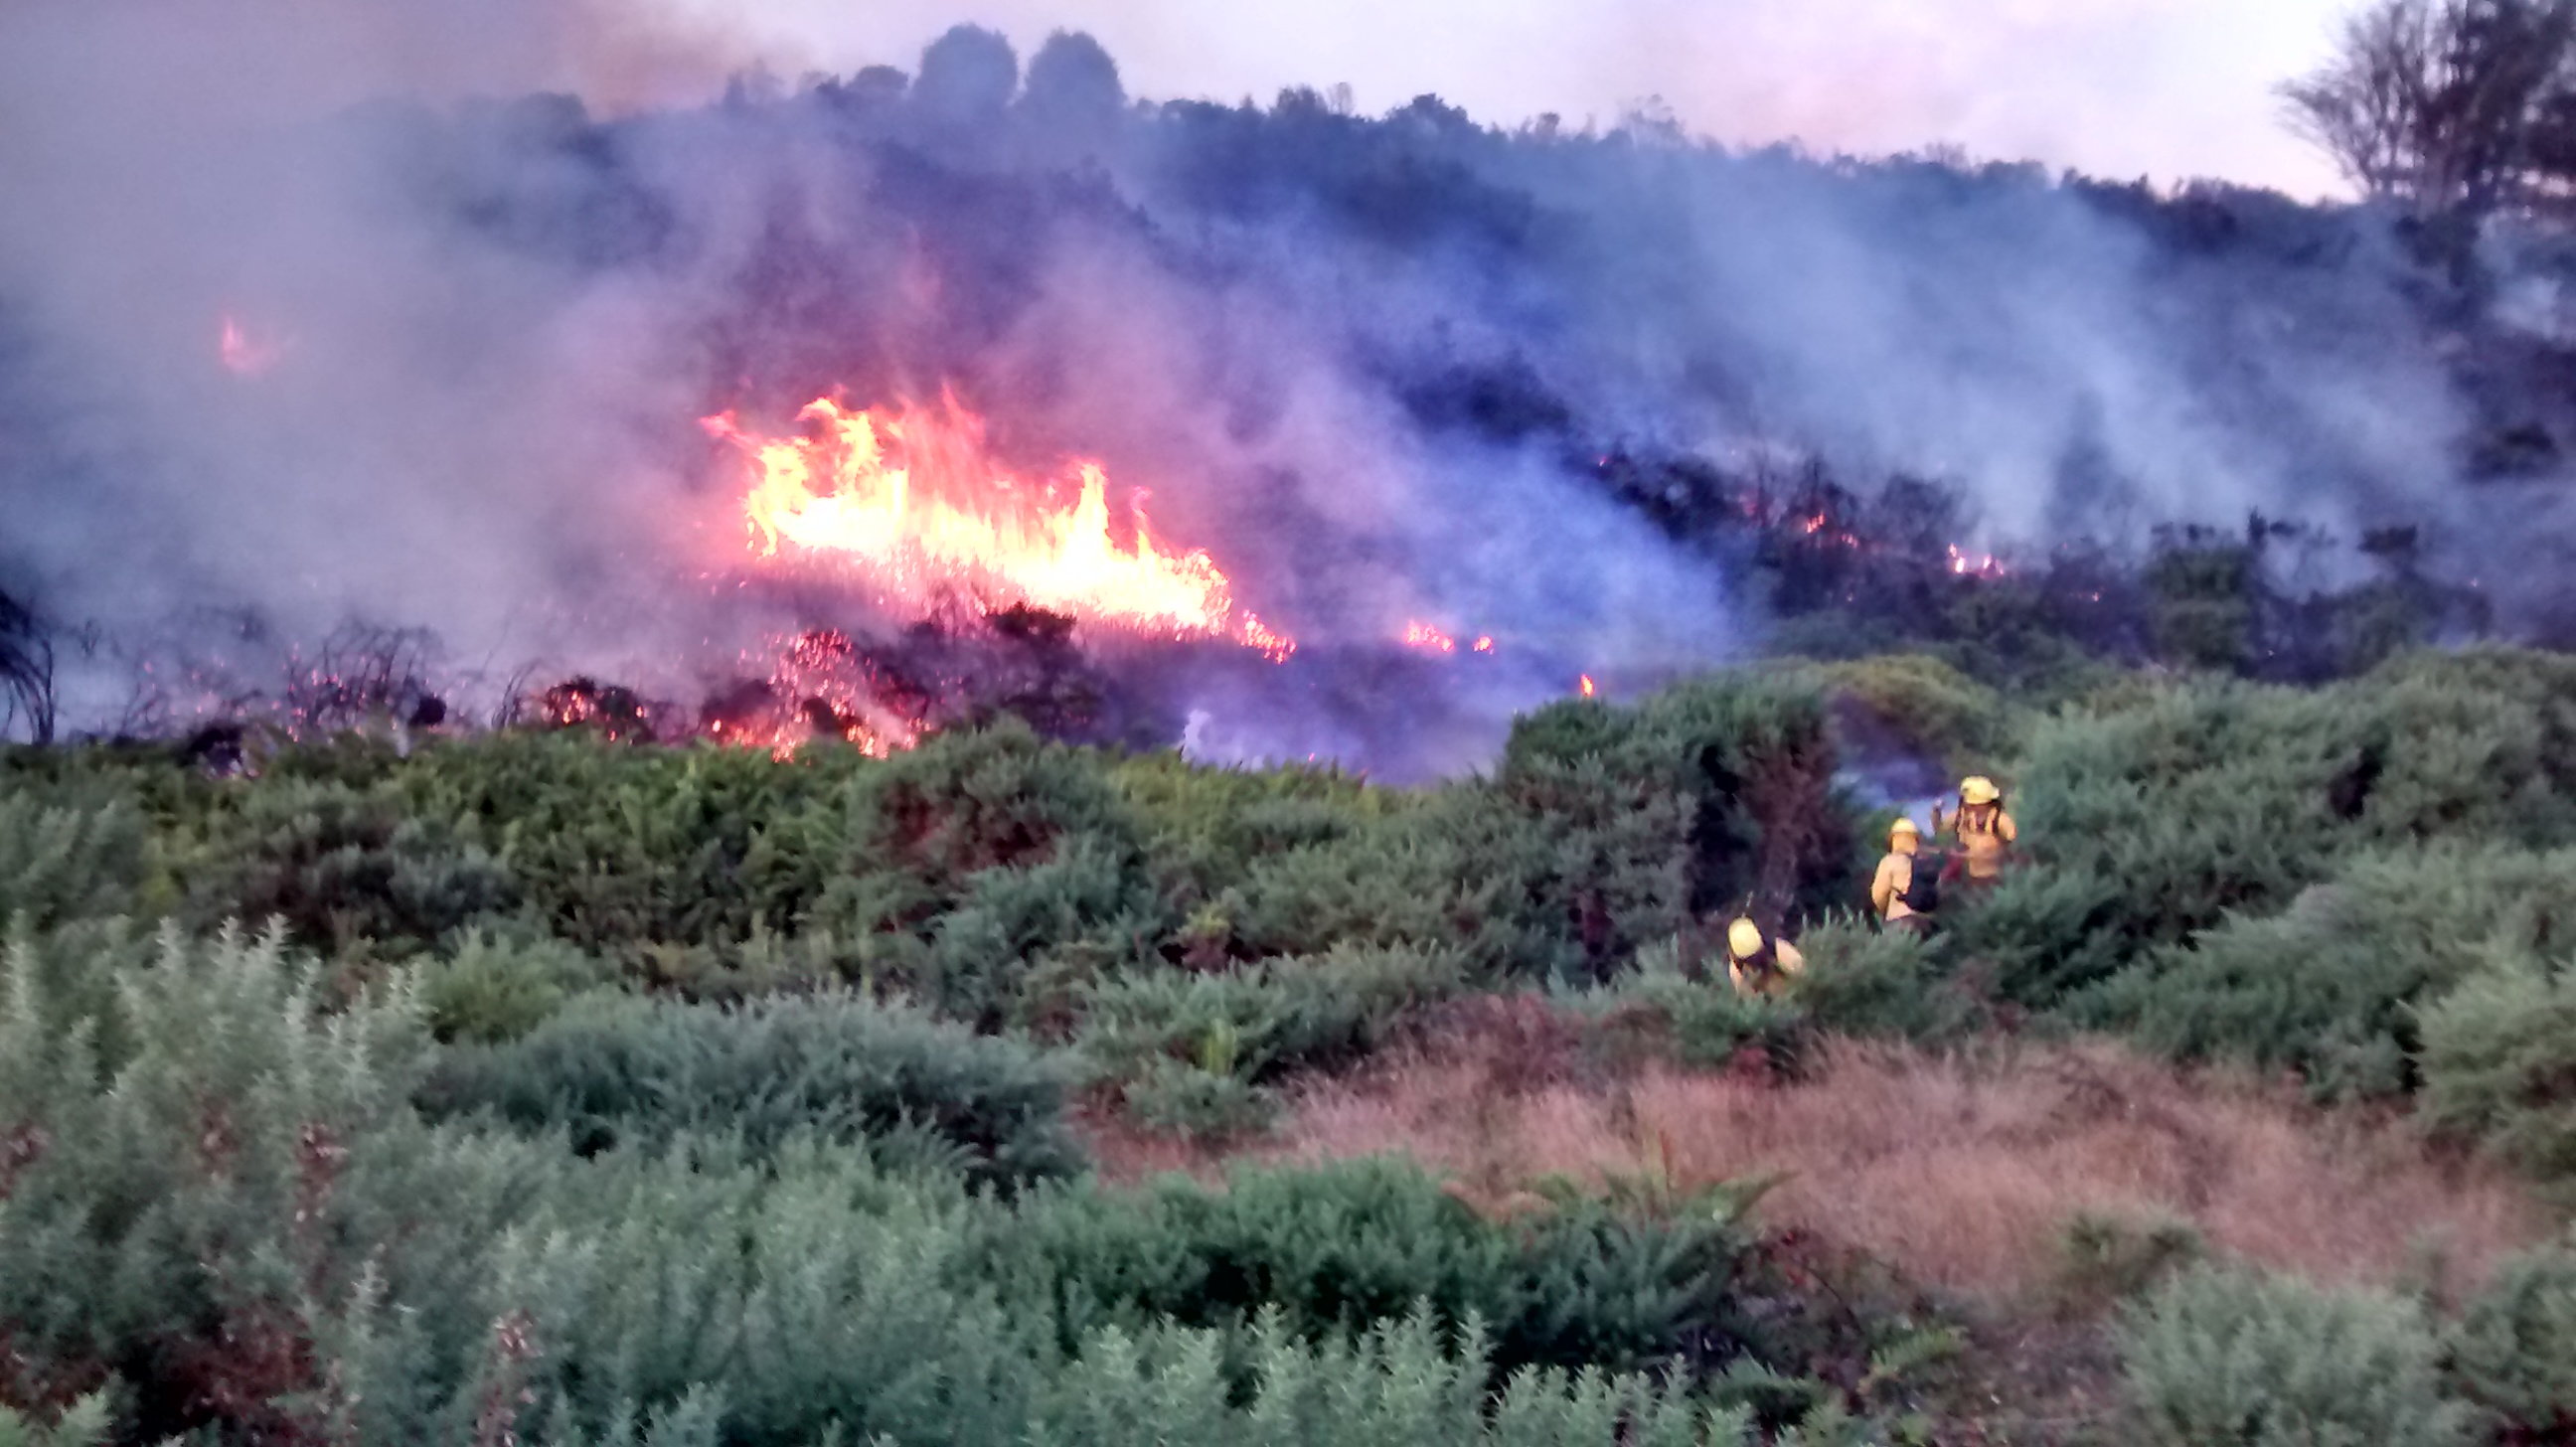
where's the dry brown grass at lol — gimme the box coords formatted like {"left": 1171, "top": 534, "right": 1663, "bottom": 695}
{"left": 1095, "top": 1010, "right": 2552, "bottom": 1307}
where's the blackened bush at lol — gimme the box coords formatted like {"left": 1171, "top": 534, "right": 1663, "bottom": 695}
{"left": 2117, "top": 1265, "right": 2472, "bottom": 1447}
{"left": 420, "top": 991, "right": 1087, "bottom": 1187}
{"left": 2084, "top": 846, "right": 2576, "bottom": 1098}
{"left": 2418, "top": 950, "right": 2576, "bottom": 1191}
{"left": 175, "top": 779, "right": 515, "bottom": 955}
{"left": 2449, "top": 1238, "right": 2576, "bottom": 1440}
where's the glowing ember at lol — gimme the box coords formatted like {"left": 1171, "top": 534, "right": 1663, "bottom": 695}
{"left": 707, "top": 394, "right": 1290, "bottom": 659}
{"left": 1946, "top": 545, "right": 2005, "bottom": 578}
{"left": 219, "top": 314, "right": 283, "bottom": 377}
{"left": 1403, "top": 621, "right": 1457, "bottom": 654}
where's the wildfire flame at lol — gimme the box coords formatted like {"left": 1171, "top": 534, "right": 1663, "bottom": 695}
{"left": 1946, "top": 545, "right": 2006, "bottom": 578}
{"left": 1403, "top": 621, "right": 1457, "bottom": 654}
{"left": 219, "top": 314, "right": 283, "bottom": 377}
{"left": 1579, "top": 675, "right": 1596, "bottom": 698}
{"left": 706, "top": 394, "right": 1291, "bottom": 660}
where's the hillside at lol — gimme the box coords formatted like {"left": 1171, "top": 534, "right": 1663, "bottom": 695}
{"left": 4, "top": 646, "right": 2574, "bottom": 1444}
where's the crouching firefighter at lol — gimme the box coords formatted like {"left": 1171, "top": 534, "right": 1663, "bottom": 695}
{"left": 1725, "top": 916, "right": 1805, "bottom": 1000}
{"left": 1871, "top": 817, "right": 1938, "bottom": 932}
{"left": 1934, "top": 775, "right": 2016, "bottom": 893}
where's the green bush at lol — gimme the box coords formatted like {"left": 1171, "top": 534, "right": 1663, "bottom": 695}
{"left": 1029, "top": 1309, "right": 1753, "bottom": 1447}
{"left": 2050, "top": 1209, "right": 2204, "bottom": 1318}
{"left": 1497, "top": 676, "right": 1858, "bottom": 978}
{"left": 2084, "top": 846, "right": 2576, "bottom": 1098}
{"left": 172, "top": 779, "right": 515, "bottom": 955}
{"left": 2448, "top": 1238, "right": 2576, "bottom": 1440}
{"left": 419, "top": 991, "right": 1088, "bottom": 1186}
{"left": 0, "top": 793, "right": 146, "bottom": 930}
{"left": 2116, "top": 1265, "right": 2472, "bottom": 1447}
{"left": 396, "top": 731, "right": 868, "bottom": 974}
{"left": 1958, "top": 650, "right": 2576, "bottom": 1006}
{"left": 1079, "top": 941, "right": 1468, "bottom": 1088}
{"left": 416, "top": 930, "right": 611, "bottom": 1043}
{"left": 981, "top": 1158, "right": 1773, "bottom": 1381}
{"left": 2418, "top": 950, "right": 2576, "bottom": 1190}
{"left": 1789, "top": 916, "right": 1988, "bottom": 1044}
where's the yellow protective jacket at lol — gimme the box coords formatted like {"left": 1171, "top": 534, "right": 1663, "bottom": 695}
{"left": 1727, "top": 936, "right": 1805, "bottom": 998}
{"left": 1870, "top": 850, "right": 1921, "bottom": 921}
{"left": 1941, "top": 805, "right": 2016, "bottom": 880}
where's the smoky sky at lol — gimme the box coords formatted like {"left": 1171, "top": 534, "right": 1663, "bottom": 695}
{"left": 0, "top": 0, "right": 2524, "bottom": 771}
{"left": 666, "top": 0, "right": 2354, "bottom": 196}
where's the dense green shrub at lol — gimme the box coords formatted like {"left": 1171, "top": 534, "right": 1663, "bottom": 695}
{"left": 1770, "top": 654, "right": 2024, "bottom": 778}
{"left": 2449, "top": 1238, "right": 2576, "bottom": 1440}
{"left": 2418, "top": 950, "right": 2576, "bottom": 1190}
{"left": 397, "top": 732, "right": 868, "bottom": 971}
{"left": 420, "top": 991, "right": 1087, "bottom": 1186}
{"left": 2084, "top": 846, "right": 2576, "bottom": 1098}
{"left": 1028, "top": 1310, "right": 1754, "bottom": 1447}
{"left": 415, "top": 929, "right": 612, "bottom": 1043}
{"left": 1079, "top": 941, "right": 1468, "bottom": 1086}
{"left": 1958, "top": 649, "right": 2576, "bottom": 1006}
{"left": 172, "top": 779, "right": 515, "bottom": 955}
{"left": 981, "top": 1158, "right": 1775, "bottom": 1380}
{"left": 0, "top": 793, "right": 146, "bottom": 929}
{"left": 1788, "top": 916, "right": 1989, "bottom": 1044}
{"left": 1499, "top": 676, "right": 1856, "bottom": 976}
{"left": 2116, "top": 1265, "right": 2472, "bottom": 1447}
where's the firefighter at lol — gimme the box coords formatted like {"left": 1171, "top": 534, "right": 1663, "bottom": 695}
{"left": 1725, "top": 916, "right": 1805, "bottom": 999}
{"left": 1933, "top": 775, "right": 2016, "bottom": 890}
{"left": 1871, "top": 816, "right": 1937, "bottom": 931}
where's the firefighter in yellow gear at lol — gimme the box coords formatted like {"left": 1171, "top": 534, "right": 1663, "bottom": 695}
{"left": 1933, "top": 775, "right": 2016, "bottom": 887}
{"left": 1870, "top": 817, "right": 1931, "bottom": 930}
{"left": 1725, "top": 916, "right": 1804, "bottom": 999}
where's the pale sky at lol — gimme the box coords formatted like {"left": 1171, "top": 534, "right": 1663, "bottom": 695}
{"left": 659, "top": 0, "right": 2357, "bottom": 197}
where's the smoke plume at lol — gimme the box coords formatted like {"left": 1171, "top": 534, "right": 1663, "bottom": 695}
{"left": 1, "top": 4, "right": 2566, "bottom": 774}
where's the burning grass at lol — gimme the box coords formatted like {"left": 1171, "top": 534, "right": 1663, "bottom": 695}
{"left": 1096, "top": 1006, "right": 2552, "bottom": 1309}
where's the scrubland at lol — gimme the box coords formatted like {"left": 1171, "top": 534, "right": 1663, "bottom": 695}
{"left": 4, "top": 648, "right": 2576, "bottom": 1444}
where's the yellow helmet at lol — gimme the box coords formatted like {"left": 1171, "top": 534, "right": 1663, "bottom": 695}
{"left": 1959, "top": 776, "right": 2001, "bottom": 806}
{"left": 1889, "top": 816, "right": 1921, "bottom": 841}
{"left": 1726, "top": 917, "right": 1764, "bottom": 959}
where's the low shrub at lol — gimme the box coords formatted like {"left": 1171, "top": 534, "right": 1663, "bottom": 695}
{"left": 1079, "top": 941, "right": 1469, "bottom": 1087}
{"left": 2050, "top": 1209, "right": 2204, "bottom": 1318}
{"left": 2116, "top": 1265, "right": 2472, "bottom": 1447}
{"left": 173, "top": 779, "right": 515, "bottom": 955}
{"left": 1958, "top": 649, "right": 2576, "bottom": 1007}
{"left": 980, "top": 1157, "right": 1773, "bottom": 1382}
{"left": 415, "top": 929, "right": 612, "bottom": 1043}
{"left": 0, "top": 793, "right": 146, "bottom": 930}
{"left": 419, "top": 991, "right": 1088, "bottom": 1187}
{"left": 2084, "top": 846, "right": 2576, "bottom": 1098}
{"left": 2418, "top": 950, "right": 2576, "bottom": 1191}
{"left": 2449, "top": 1238, "right": 2576, "bottom": 1441}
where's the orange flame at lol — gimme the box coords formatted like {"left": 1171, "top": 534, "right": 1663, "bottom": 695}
{"left": 1946, "top": 545, "right": 2005, "bottom": 578}
{"left": 1579, "top": 675, "right": 1596, "bottom": 698}
{"left": 1473, "top": 636, "right": 1494, "bottom": 654}
{"left": 1403, "top": 621, "right": 1457, "bottom": 654}
{"left": 219, "top": 314, "right": 283, "bottom": 377}
{"left": 707, "top": 394, "right": 1291, "bottom": 660}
